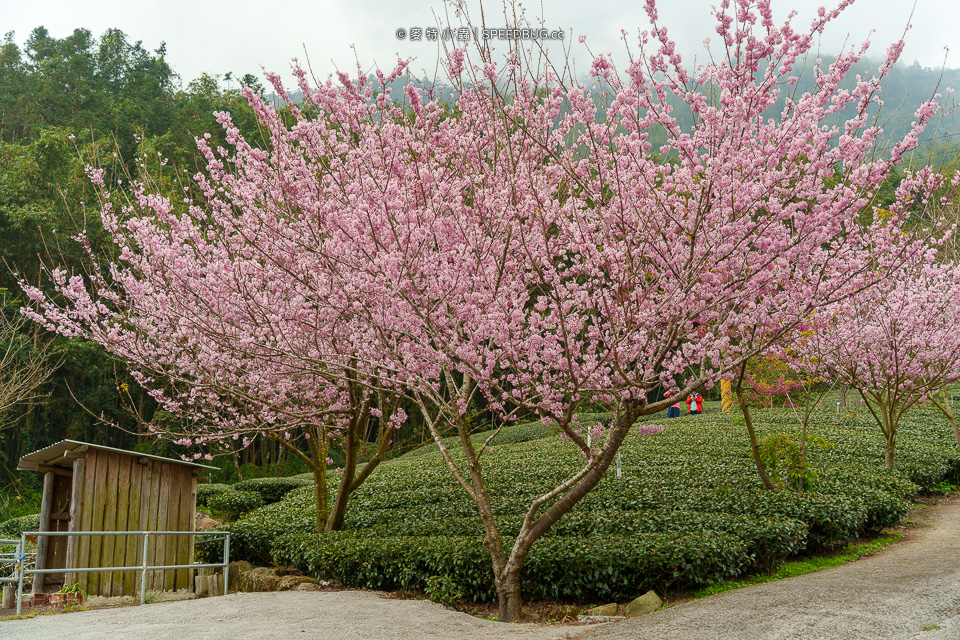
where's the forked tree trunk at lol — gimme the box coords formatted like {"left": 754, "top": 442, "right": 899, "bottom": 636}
{"left": 857, "top": 389, "right": 900, "bottom": 471}
{"left": 488, "top": 403, "right": 644, "bottom": 621}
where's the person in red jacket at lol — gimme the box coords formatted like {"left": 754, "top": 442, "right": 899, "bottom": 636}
{"left": 687, "top": 391, "right": 703, "bottom": 415}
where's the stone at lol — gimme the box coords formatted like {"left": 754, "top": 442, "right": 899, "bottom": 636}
{"left": 542, "top": 604, "right": 581, "bottom": 621}
{"left": 578, "top": 615, "right": 627, "bottom": 624}
{"left": 296, "top": 583, "right": 323, "bottom": 591}
{"left": 226, "top": 560, "right": 255, "bottom": 592}
{"left": 277, "top": 575, "right": 318, "bottom": 591}
{"left": 520, "top": 607, "right": 542, "bottom": 622}
{"left": 586, "top": 603, "right": 619, "bottom": 617}
{"left": 240, "top": 567, "right": 282, "bottom": 592}
{"left": 624, "top": 590, "right": 662, "bottom": 617}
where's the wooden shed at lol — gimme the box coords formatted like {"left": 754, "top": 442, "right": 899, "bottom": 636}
{"left": 17, "top": 440, "right": 216, "bottom": 596}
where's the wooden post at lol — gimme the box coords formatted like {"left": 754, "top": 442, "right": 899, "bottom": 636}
{"left": 207, "top": 574, "right": 221, "bottom": 597}
{"left": 88, "top": 450, "right": 110, "bottom": 594}
{"left": 32, "top": 471, "right": 54, "bottom": 594}
{"left": 100, "top": 452, "right": 121, "bottom": 596}
{"left": 112, "top": 454, "right": 132, "bottom": 596}
{"left": 194, "top": 575, "right": 208, "bottom": 597}
{"left": 123, "top": 459, "right": 144, "bottom": 595}
{"left": 2, "top": 585, "right": 15, "bottom": 609}
{"left": 154, "top": 463, "right": 171, "bottom": 591}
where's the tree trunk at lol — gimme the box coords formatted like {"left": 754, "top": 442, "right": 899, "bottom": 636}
{"left": 879, "top": 397, "right": 897, "bottom": 470}
{"left": 326, "top": 414, "right": 358, "bottom": 533}
{"left": 309, "top": 433, "right": 329, "bottom": 533}
{"left": 735, "top": 372, "right": 776, "bottom": 490}
{"left": 936, "top": 388, "right": 960, "bottom": 447}
{"left": 492, "top": 403, "right": 645, "bottom": 621}
{"left": 496, "top": 571, "right": 523, "bottom": 622}
{"left": 884, "top": 433, "right": 896, "bottom": 470}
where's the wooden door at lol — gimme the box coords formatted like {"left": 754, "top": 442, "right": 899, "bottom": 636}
{"left": 44, "top": 473, "right": 73, "bottom": 584}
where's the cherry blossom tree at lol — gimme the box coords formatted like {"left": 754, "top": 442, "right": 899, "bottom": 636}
{"left": 20, "top": 0, "right": 959, "bottom": 621}
{"left": 305, "top": 0, "right": 953, "bottom": 619}
{"left": 808, "top": 260, "right": 960, "bottom": 468}
{"left": 18, "top": 64, "right": 417, "bottom": 532}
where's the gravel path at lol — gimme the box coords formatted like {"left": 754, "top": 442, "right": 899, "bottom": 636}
{"left": 5, "top": 495, "right": 960, "bottom": 640}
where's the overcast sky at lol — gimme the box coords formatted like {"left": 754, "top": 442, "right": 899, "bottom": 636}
{"left": 3, "top": 0, "right": 957, "bottom": 88}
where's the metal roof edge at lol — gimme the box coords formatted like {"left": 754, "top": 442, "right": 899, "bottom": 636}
{"left": 17, "top": 439, "right": 219, "bottom": 472}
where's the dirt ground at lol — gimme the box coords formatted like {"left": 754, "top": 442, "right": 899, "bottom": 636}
{"left": 4, "top": 495, "right": 960, "bottom": 640}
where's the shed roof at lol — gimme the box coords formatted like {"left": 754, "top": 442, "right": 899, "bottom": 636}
{"left": 17, "top": 439, "right": 218, "bottom": 472}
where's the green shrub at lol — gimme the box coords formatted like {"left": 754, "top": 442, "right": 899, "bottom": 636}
{"left": 271, "top": 530, "right": 752, "bottom": 602}
{"left": 425, "top": 574, "right": 464, "bottom": 606}
{"left": 207, "top": 490, "right": 265, "bottom": 520}
{"left": 0, "top": 513, "right": 40, "bottom": 539}
{"left": 196, "top": 483, "right": 232, "bottom": 508}
{"left": 234, "top": 476, "right": 313, "bottom": 505}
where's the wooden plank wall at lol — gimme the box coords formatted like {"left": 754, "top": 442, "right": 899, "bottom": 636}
{"left": 31, "top": 471, "right": 54, "bottom": 594}
{"left": 63, "top": 456, "right": 84, "bottom": 586}
{"left": 71, "top": 450, "right": 197, "bottom": 596}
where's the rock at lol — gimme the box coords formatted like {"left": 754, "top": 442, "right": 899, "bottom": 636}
{"left": 578, "top": 615, "right": 627, "bottom": 624}
{"left": 624, "top": 590, "right": 662, "bottom": 617}
{"left": 277, "top": 575, "right": 318, "bottom": 591}
{"left": 240, "top": 567, "right": 282, "bottom": 592}
{"left": 521, "top": 607, "right": 542, "bottom": 622}
{"left": 296, "top": 583, "right": 323, "bottom": 591}
{"left": 542, "top": 604, "right": 581, "bottom": 621}
{"left": 226, "top": 561, "right": 255, "bottom": 592}
{"left": 586, "top": 603, "right": 619, "bottom": 617}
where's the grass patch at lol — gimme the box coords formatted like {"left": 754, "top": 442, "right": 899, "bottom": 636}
{"left": 0, "top": 613, "right": 37, "bottom": 621}
{"left": 691, "top": 533, "right": 902, "bottom": 599}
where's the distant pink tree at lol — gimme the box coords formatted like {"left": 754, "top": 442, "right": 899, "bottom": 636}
{"left": 808, "top": 260, "right": 960, "bottom": 468}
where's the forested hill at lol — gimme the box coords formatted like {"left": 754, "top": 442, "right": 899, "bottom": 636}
{"left": 0, "top": 26, "right": 270, "bottom": 507}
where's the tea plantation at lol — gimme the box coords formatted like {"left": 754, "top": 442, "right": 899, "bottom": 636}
{"left": 199, "top": 400, "right": 960, "bottom": 603}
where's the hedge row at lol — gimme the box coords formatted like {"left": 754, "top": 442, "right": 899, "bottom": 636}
{"left": 234, "top": 476, "right": 314, "bottom": 504}
{"left": 0, "top": 513, "right": 40, "bottom": 539}
{"left": 271, "top": 530, "right": 753, "bottom": 602}
{"left": 196, "top": 483, "right": 232, "bottom": 508}
{"left": 209, "top": 402, "right": 960, "bottom": 596}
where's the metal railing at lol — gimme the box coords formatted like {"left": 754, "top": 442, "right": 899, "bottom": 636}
{"left": 3, "top": 530, "right": 230, "bottom": 615}
{"left": 1, "top": 537, "right": 25, "bottom": 586}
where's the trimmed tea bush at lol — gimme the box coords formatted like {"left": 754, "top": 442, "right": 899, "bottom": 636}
{"left": 234, "top": 476, "right": 313, "bottom": 505}
{"left": 271, "top": 530, "right": 753, "bottom": 602}
{"left": 196, "top": 483, "right": 232, "bottom": 509}
{"left": 207, "top": 401, "right": 960, "bottom": 600}
{"left": 0, "top": 513, "right": 40, "bottom": 539}
{"left": 207, "top": 489, "right": 264, "bottom": 520}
